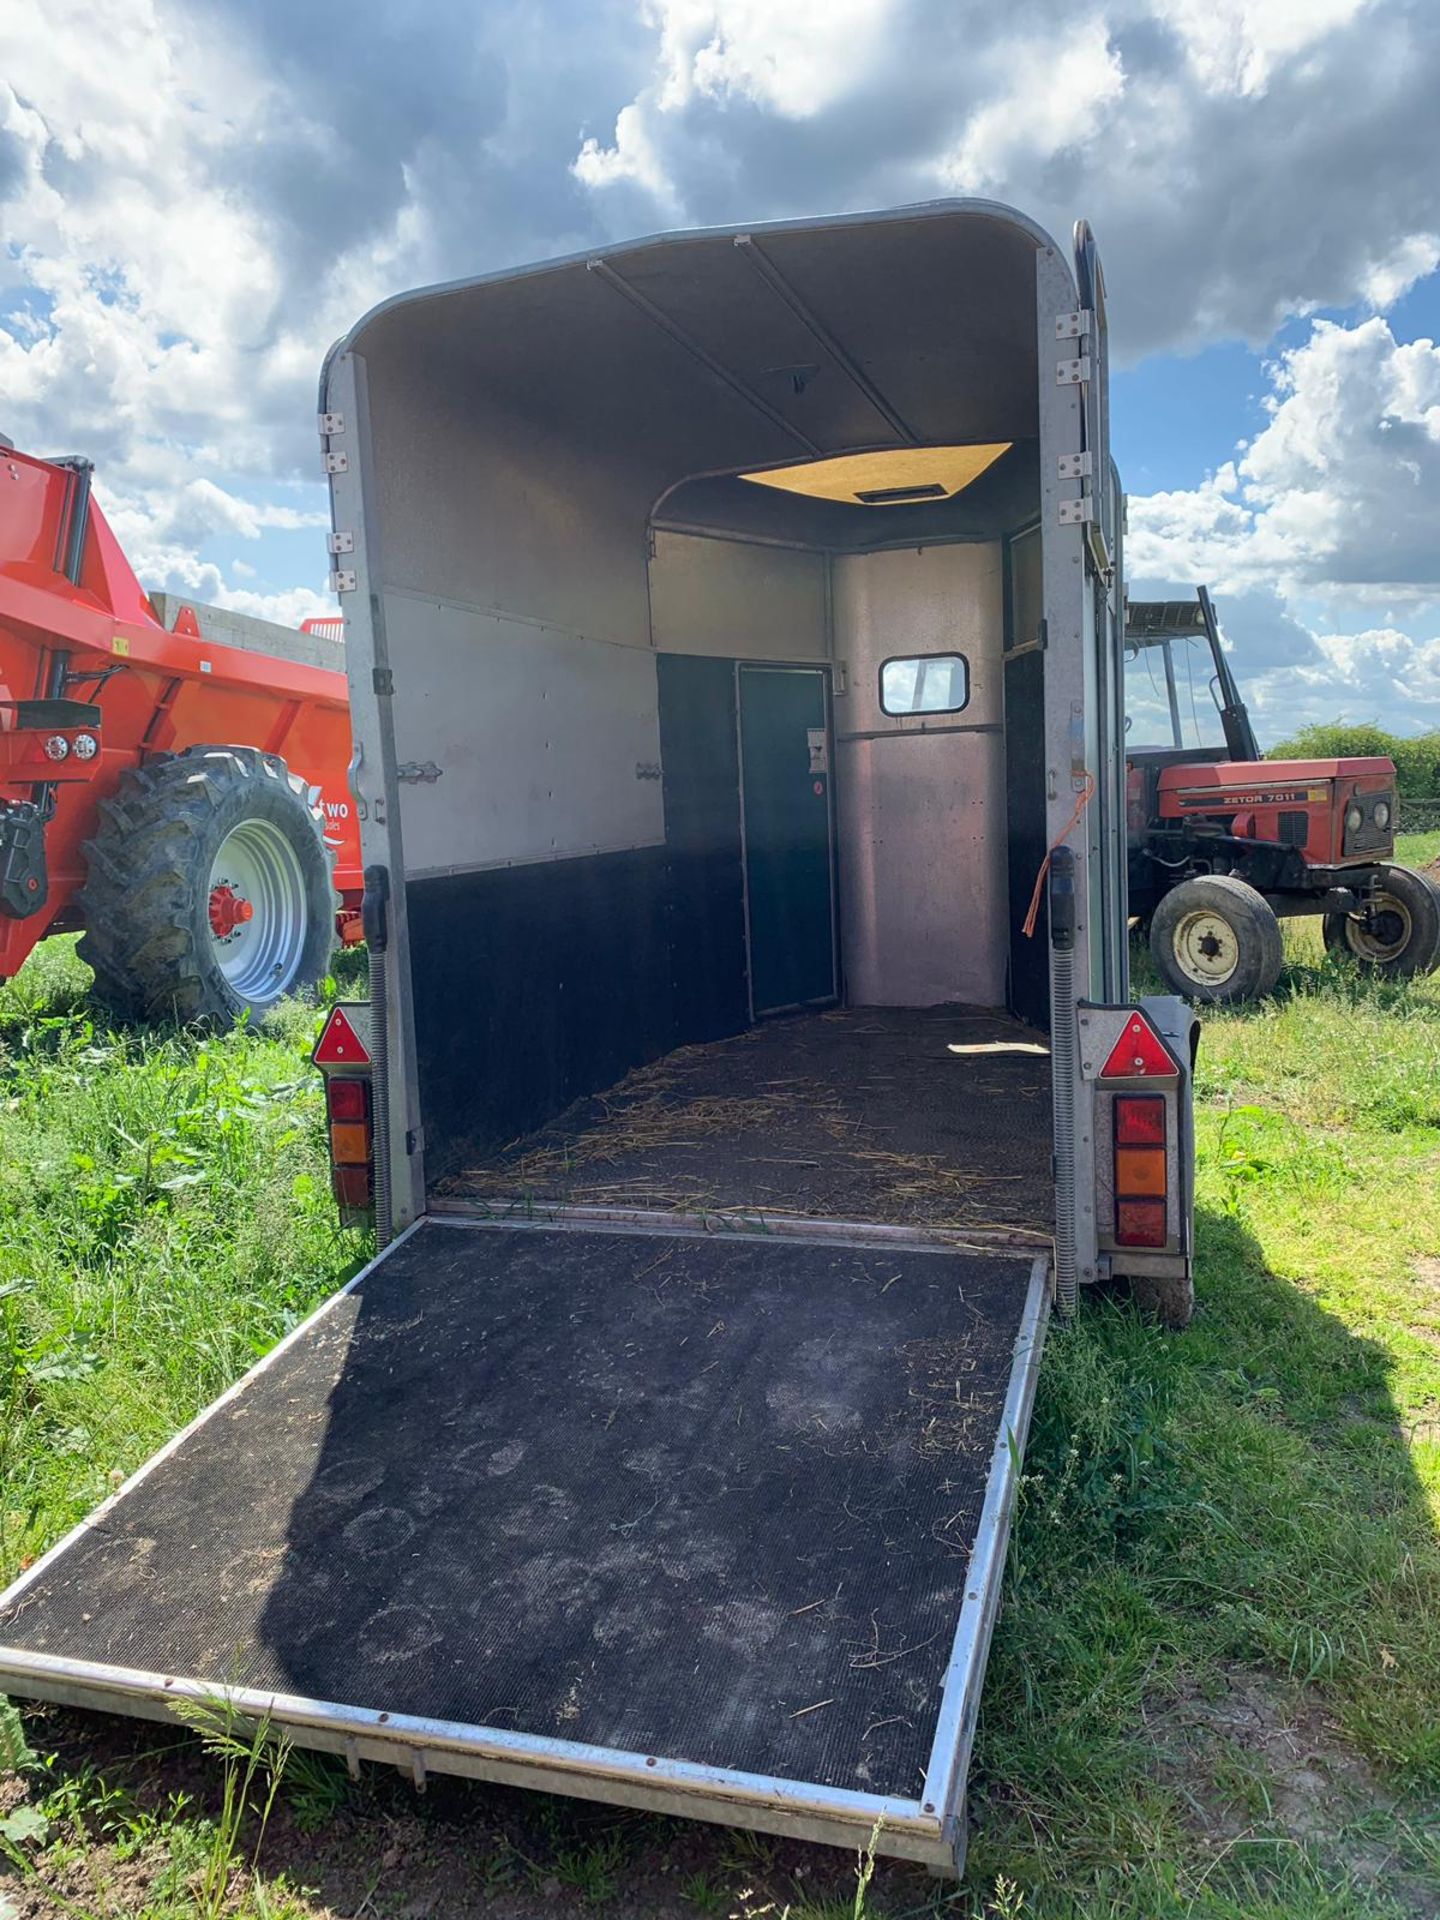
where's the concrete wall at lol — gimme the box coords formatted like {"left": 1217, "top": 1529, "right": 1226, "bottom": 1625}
{"left": 148, "top": 593, "right": 344, "bottom": 672}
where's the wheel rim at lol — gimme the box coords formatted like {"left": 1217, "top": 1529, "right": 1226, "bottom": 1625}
{"left": 207, "top": 820, "right": 309, "bottom": 1003}
{"left": 1172, "top": 907, "right": 1241, "bottom": 987}
{"left": 1342, "top": 891, "right": 1412, "bottom": 963}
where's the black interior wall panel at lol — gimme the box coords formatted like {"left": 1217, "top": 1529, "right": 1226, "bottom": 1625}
{"left": 1004, "top": 645, "right": 1050, "bottom": 1029}
{"left": 656, "top": 653, "right": 750, "bottom": 1042}
{"left": 406, "top": 850, "right": 675, "bottom": 1178}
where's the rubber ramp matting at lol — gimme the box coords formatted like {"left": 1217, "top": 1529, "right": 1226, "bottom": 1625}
{"left": 1, "top": 1221, "right": 1033, "bottom": 1798}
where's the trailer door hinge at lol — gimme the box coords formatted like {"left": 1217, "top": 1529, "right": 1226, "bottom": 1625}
{"left": 1055, "top": 310, "right": 1093, "bottom": 340}
{"left": 323, "top": 450, "right": 349, "bottom": 475}
{"left": 396, "top": 760, "right": 444, "bottom": 784}
{"left": 317, "top": 411, "right": 345, "bottom": 436}
{"left": 1058, "top": 497, "right": 1097, "bottom": 525}
{"left": 1057, "top": 451, "right": 1093, "bottom": 479}
{"left": 406, "top": 1126, "right": 425, "bottom": 1156}
{"left": 372, "top": 667, "right": 394, "bottom": 696}
{"left": 1056, "top": 355, "right": 1092, "bottom": 386}
{"left": 329, "top": 568, "right": 357, "bottom": 593}
{"left": 328, "top": 531, "right": 355, "bottom": 555}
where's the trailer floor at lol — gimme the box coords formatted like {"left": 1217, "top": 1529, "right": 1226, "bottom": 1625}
{"left": 0, "top": 1219, "right": 1041, "bottom": 1824}
{"left": 440, "top": 1006, "right": 1053, "bottom": 1235}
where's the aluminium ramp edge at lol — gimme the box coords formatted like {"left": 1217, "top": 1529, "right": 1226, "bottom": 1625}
{"left": 0, "top": 1223, "right": 1049, "bottom": 1874}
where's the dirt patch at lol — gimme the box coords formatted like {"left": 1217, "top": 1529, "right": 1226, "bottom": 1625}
{"left": 0, "top": 1703, "right": 929, "bottom": 1920}
{"left": 1147, "top": 1671, "right": 1437, "bottom": 1917}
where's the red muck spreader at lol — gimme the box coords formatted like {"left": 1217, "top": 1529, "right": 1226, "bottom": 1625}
{"left": 0, "top": 443, "right": 363, "bottom": 1022}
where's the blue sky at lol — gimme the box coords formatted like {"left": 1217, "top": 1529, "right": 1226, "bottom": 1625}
{"left": 3, "top": 0, "right": 1439, "bottom": 737}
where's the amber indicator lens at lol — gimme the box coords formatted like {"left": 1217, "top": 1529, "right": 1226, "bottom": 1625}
{"left": 1115, "top": 1146, "right": 1167, "bottom": 1196}
{"left": 329, "top": 1121, "right": 371, "bottom": 1166}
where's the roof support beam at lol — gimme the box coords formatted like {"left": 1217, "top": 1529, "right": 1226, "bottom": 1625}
{"left": 586, "top": 258, "right": 822, "bottom": 456}
{"left": 734, "top": 235, "right": 918, "bottom": 447}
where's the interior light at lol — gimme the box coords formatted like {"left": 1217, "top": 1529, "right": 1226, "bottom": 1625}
{"left": 739, "top": 444, "right": 1012, "bottom": 507}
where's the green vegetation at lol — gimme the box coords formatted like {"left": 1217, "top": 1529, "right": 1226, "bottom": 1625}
{"left": 0, "top": 936, "right": 366, "bottom": 1583}
{"left": 1267, "top": 721, "right": 1440, "bottom": 816}
{"left": 1, "top": 864, "right": 1438, "bottom": 1917}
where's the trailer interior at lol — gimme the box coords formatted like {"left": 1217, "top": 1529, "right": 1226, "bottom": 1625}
{"left": 0, "top": 203, "right": 1108, "bottom": 1874}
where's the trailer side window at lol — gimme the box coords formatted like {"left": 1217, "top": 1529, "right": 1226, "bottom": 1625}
{"left": 879, "top": 653, "right": 969, "bottom": 716}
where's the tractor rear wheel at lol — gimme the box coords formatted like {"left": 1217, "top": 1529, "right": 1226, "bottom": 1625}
{"left": 1149, "top": 874, "right": 1284, "bottom": 1004}
{"left": 78, "top": 746, "right": 336, "bottom": 1026}
{"left": 1322, "top": 865, "right": 1440, "bottom": 978}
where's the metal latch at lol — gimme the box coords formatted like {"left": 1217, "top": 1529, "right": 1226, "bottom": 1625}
{"left": 329, "top": 531, "right": 355, "bottom": 554}
{"left": 396, "top": 761, "right": 444, "bottom": 784}
{"left": 329, "top": 568, "right": 357, "bottom": 594}
{"left": 1057, "top": 451, "right": 1092, "bottom": 479}
{"left": 1056, "top": 356, "right": 1092, "bottom": 386}
{"left": 1058, "top": 497, "right": 1096, "bottom": 525}
{"left": 317, "top": 411, "right": 345, "bottom": 436}
{"left": 323, "top": 450, "right": 349, "bottom": 475}
{"left": 1055, "top": 310, "right": 1092, "bottom": 339}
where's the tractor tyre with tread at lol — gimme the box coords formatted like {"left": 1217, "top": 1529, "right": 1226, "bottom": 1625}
{"left": 1321, "top": 864, "right": 1440, "bottom": 979}
{"left": 78, "top": 746, "right": 335, "bottom": 1026}
{"left": 1149, "top": 874, "right": 1284, "bottom": 1004}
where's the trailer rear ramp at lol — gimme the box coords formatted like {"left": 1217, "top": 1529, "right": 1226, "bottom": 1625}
{"left": 0, "top": 1216, "right": 1047, "bottom": 1873}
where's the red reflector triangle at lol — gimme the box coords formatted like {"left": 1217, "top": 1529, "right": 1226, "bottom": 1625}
{"left": 1100, "top": 1013, "right": 1178, "bottom": 1080}
{"left": 314, "top": 1006, "right": 371, "bottom": 1068}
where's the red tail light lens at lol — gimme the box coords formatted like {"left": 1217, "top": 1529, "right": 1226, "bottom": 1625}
{"left": 326, "top": 1076, "right": 370, "bottom": 1122}
{"left": 1115, "top": 1095, "right": 1165, "bottom": 1145}
{"left": 332, "top": 1164, "right": 373, "bottom": 1208}
{"left": 1116, "top": 1199, "right": 1167, "bottom": 1248}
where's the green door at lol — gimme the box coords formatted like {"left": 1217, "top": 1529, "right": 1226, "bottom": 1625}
{"left": 737, "top": 666, "right": 837, "bottom": 1016}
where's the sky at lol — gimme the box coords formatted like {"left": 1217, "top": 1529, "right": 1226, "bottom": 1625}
{"left": 2, "top": 0, "right": 1439, "bottom": 742}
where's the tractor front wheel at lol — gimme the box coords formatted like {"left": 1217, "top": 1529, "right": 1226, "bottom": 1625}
{"left": 1149, "top": 874, "right": 1284, "bottom": 1004}
{"left": 1322, "top": 865, "right": 1440, "bottom": 978}
{"left": 78, "top": 746, "right": 336, "bottom": 1026}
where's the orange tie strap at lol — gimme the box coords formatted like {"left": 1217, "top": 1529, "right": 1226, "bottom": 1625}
{"left": 1022, "top": 772, "right": 1096, "bottom": 939}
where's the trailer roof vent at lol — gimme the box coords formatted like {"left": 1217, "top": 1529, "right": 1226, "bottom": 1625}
{"left": 739, "top": 443, "right": 1011, "bottom": 508}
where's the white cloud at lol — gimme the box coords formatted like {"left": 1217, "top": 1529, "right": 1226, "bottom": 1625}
{"left": 1130, "top": 316, "right": 1440, "bottom": 605}
{"left": 938, "top": 17, "right": 1126, "bottom": 193}
{"left": 1128, "top": 314, "right": 1440, "bottom": 733}
{"left": 1150, "top": 0, "right": 1371, "bottom": 98}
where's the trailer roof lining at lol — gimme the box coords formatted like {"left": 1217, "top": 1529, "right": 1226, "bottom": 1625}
{"left": 343, "top": 200, "right": 1065, "bottom": 519}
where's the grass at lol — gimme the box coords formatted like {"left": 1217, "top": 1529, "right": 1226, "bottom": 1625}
{"left": 1, "top": 846, "right": 1439, "bottom": 1917}
{"left": 0, "top": 937, "right": 367, "bottom": 1582}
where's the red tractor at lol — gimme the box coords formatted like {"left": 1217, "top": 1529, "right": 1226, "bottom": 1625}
{"left": 1125, "top": 588, "right": 1440, "bottom": 1002}
{"left": 0, "top": 441, "right": 362, "bottom": 1023}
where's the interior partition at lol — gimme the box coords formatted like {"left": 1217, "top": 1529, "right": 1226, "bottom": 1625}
{"left": 832, "top": 543, "right": 1008, "bottom": 1007}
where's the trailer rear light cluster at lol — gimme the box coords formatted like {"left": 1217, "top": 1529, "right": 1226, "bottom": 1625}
{"left": 1114, "top": 1094, "right": 1167, "bottom": 1247}
{"left": 313, "top": 1003, "right": 376, "bottom": 1219}
{"left": 1093, "top": 1008, "right": 1180, "bottom": 1253}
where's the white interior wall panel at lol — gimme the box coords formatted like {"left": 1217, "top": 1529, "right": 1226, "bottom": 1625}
{"left": 383, "top": 589, "right": 664, "bottom": 880}
{"left": 648, "top": 531, "right": 829, "bottom": 661}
